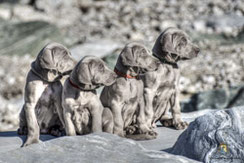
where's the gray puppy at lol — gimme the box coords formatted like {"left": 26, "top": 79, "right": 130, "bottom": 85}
{"left": 18, "top": 42, "right": 77, "bottom": 146}
{"left": 142, "top": 27, "right": 200, "bottom": 130}
{"left": 100, "top": 42, "right": 160, "bottom": 138}
{"left": 62, "top": 56, "right": 117, "bottom": 136}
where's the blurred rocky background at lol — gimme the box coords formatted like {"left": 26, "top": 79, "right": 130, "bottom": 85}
{"left": 1, "top": 0, "right": 244, "bottom": 131}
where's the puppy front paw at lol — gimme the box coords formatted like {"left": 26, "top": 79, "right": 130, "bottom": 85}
{"left": 173, "top": 121, "right": 188, "bottom": 130}
{"left": 114, "top": 129, "right": 125, "bottom": 137}
{"left": 22, "top": 137, "right": 40, "bottom": 147}
{"left": 145, "top": 130, "right": 158, "bottom": 137}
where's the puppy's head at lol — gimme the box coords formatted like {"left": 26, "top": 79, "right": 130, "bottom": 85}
{"left": 118, "top": 42, "right": 160, "bottom": 74}
{"left": 152, "top": 27, "right": 200, "bottom": 64}
{"left": 71, "top": 56, "right": 117, "bottom": 88}
{"left": 33, "top": 42, "right": 77, "bottom": 82}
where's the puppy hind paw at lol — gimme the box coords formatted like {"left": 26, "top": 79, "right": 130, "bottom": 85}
{"left": 160, "top": 119, "right": 173, "bottom": 127}
{"left": 125, "top": 125, "right": 137, "bottom": 135}
{"left": 49, "top": 127, "right": 64, "bottom": 137}
{"left": 17, "top": 127, "right": 28, "bottom": 135}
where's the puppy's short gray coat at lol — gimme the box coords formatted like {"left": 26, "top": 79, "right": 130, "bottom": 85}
{"left": 18, "top": 42, "right": 76, "bottom": 146}
{"left": 142, "top": 27, "right": 200, "bottom": 130}
{"left": 100, "top": 42, "right": 160, "bottom": 138}
{"left": 62, "top": 56, "right": 117, "bottom": 135}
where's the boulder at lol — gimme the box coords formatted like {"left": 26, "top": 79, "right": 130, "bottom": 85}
{"left": 70, "top": 40, "right": 122, "bottom": 61}
{"left": 0, "top": 20, "right": 64, "bottom": 56}
{"left": 0, "top": 132, "right": 199, "bottom": 163}
{"left": 181, "top": 85, "right": 244, "bottom": 112}
{"left": 171, "top": 106, "right": 244, "bottom": 162}
{"left": 206, "top": 14, "right": 244, "bottom": 33}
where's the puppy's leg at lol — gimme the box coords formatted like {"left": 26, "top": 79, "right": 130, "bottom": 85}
{"left": 23, "top": 73, "right": 47, "bottom": 146}
{"left": 52, "top": 82, "right": 65, "bottom": 129}
{"left": 111, "top": 100, "right": 124, "bottom": 137}
{"left": 143, "top": 88, "right": 155, "bottom": 129}
{"left": 89, "top": 100, "right": 103, "bottom": 132}
{"left": 18, "top": 107, "right": 27, "bottom": 135}
{"left": 102, "top": 107, "right": 114, "bottom": 133}
{"left": 170, "top": 92, "right": 188, "bottom": 130}
{"left": 137, "top": 97, "right": 157, "bottom": 139}
{"left": 159, "top": 102, "right": 174, "bottom": 127}
{"left": 63, "top": 109, "right": 76, "bottom": 136}
{"left": 137, "top": 96, "right": 157, "bottom": 137}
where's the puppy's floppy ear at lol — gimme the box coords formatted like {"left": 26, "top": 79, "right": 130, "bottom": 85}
{"left": 39, "top": 43, "right": 77, "bottom": 73}
{"left": 76, "top": 61, "right": 92, "bottom": 85}
{"left": 120, "top": 45, "right": 137, "bottom": 67}
{"left": 39, "top": 48, "right": 55, "bottom": 70}
{"left": 161, "top": 32, "right": 178, "bottom": 55}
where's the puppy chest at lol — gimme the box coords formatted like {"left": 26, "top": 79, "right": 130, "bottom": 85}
{"left": 73, "top": 108, "right": 91, "bottom": 134}
{"left": 155, "top": 87, "right": 175, "bottom": 102}
{"left": 39, "top": 86, "right": 54, "bottom": 103}
{"left": 74, "top": 92, "right": 95, "bottom": 105}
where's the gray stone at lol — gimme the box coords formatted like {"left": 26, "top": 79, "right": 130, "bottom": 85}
{"left": 0, "top": 20, "right": 64, "bottom": 56}
{"left": 0, "top": 96, "right": 23, "bottom": 131}
{"left": 0, "top": 126, "right": 187, "bottom": 153}
{"left": 0, "top": 54, "right": 32, "bottom": 132}
{"left": 70, "top": 40, "right": 122, "bottom": 61}
{"left": 206, "top": 14, "right": 244, "bottom": 33}
{"left": 181, "top": 85, "right": 244, "bottom": 112}
{"left": 0, "top": 132, "right": 199, "bottom": 163}
{"left": 171, "top": 106, "right": 244, "bottom": 162}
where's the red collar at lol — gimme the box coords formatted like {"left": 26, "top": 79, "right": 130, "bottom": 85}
{"left": 114, "top": 67, "right": 137, "bottom": 79}
{"left": 68, "top": 78, "right": 100, "bottom": 91}
{"left": 69, "top": 78, "right": 81, "bottom": 89}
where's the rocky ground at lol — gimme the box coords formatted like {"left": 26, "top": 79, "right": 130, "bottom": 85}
{"left": 0, "top": 0, "right": 244, "bottom": 131}
{"left": 0, "top": 132, "right": 200, "bottom": 163}
{"left": 0, "top": 106, "right": 242, "bottom": 162}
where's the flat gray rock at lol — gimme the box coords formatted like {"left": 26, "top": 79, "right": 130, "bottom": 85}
{"left": 171, "top": 106, "right": 244, "bottom": 162}
{"left": 0, "top": 127, "right": 183, "bottom": 154}
{"left": 181, "top": 85, "right": 244, "bottom": 112}
{"left": 0, "top": 112, "right": 204, "bottom": 154}
{"left": 70, "top": 40, "right": 122, "bottom": 61}
{"left": 0, "top": 21, "right": 64, "bottom": 56}
{"left": 206, "top": 14, "right": 244, "bottom": 30}
{"left": 0, "top": 132, "right": 199, "bottom": 163}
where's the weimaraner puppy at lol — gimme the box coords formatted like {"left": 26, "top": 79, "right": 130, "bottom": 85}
{"left": 100, "top": 42, "right": 160, "bottom": 139}
{"left": 142, "top": 27, "right": 200, "bottom": 130}
{"left": 18, "top": 42, "right": 77, "bottom": 146}
{"left": 62, "top": 56, "right": 117, "bottom": 136}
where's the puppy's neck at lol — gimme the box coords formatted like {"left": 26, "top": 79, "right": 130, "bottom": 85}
{"left": 69, "top": 77, "right": 99, "bottom": 92}
{"left": 115, "top": 59, "right": 138, "bottom": 78}
{"left": 153, "top": 53, "right": 178, "bottom": 69}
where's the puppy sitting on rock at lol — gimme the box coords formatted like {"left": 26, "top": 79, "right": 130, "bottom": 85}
{"left": 142, "top": 27, "right": 200, "bottom": 130}
{"left": 62, "top": 56, "right": 117, "bottom": 135}
{"left": 18, "top": 42, "right": 77, "bottom": 146}
{"left": 100, "top": 42, "right": 160, "bottom": 139}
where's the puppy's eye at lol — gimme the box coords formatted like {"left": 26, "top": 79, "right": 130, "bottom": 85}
{"left": 141, "top": 49, "right": 147, "bottom": 54}
{"left": 178, "top": 38, "right": 187, "bottom": 47}
{"left": 99, "top": 64, "right": 104, "bottom": 71}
